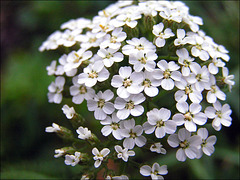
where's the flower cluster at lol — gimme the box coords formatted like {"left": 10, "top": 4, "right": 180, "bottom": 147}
{"left": 41, "top": 0, "right": 234, "bottom": 179}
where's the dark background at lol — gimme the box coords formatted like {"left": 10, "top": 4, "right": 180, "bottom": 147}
{"left": 1, "top": 1, "right": 239, "bottom": 179}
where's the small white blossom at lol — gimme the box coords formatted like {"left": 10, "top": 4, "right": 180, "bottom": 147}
{"left": 70, "top": 76, "right": 95, "bottom": 104}
{"left": 62, "top": 104, "right": 76, "bottom": 119}
{"left": 222, "top": 67, "right": 235, "bottom": 91}
{"left": 97, "top": 48, "right": 124, "bottom": 67}
{"left": 114, "top": 145, "right": 135, "bottom": 162}
{"left": 76, "top": 126, "right": 92, "bottom": 140}
{"left": 46, "top": 60, "right": 57, "bottom": 76}
{"left": 122, "top": 37, "right": 156, "bottom": 55}
{"left": 174, "top": 29, "right": 187, "bottom": 46}
{"left": 45, "top": 123, "right": 61, "bottom": 133}
{"left": 111, "top": 66, "right": 143, "bottom": 98}
{"left": 39, "top": 30, "right": 62, "bottom": 51}
{"left": 54, "top": 149, "right": 65, "bottom": 158}
{"left": 110, "top": 12, "right": 141, "bottom": 28}
{"left": 114, "top": 94, "right": 145, "bottom": 120}
{"left": 173, "top": 102, "right": 207, "bottom": 132}
{"left": 121, "top": 119, "right": 147, "bottom": 149}
{"left": 167, "top": 128, "right": 202, "bottom": 161}
{"left": 47, "top": 76, "right": 65, "bottom": 104}
{"left": 196, "top": 128, "right": 217, "bottom": 158}
{"left": 100, "top": 113, "right": 123, "bottom": 140}
{"left": 78, "top": 61, "right": 110, "bottom": 87}
{"left": 152, "top": 22, "right": 175, "bottom": 47}
{"left": 55, "top": 54, "right": 77, "bottom": 77}
{"left": 100, "top": 27, "right": 127, "bottom": 49}
{"left": 64, "top": 152, "right": 82, "bottom": 166}
{"left": 57, "top": 29, "right": 82, "bottom": 47}
{"left": 208, "top": 57, "right": 225, "bottom": 75}
{"left": 153, "top": 60, "right": 181, "bottom": 90}
{"left": 92, "top": 147, "right": 110, "bottom": 168}
{"left": 204, "top": 101, "right": 232, "bottom": 131}
{"left": 150, "top": 142, "right": 166, "bottom": 154}
{"left": 143, "top": 108, "right": 177, "bottom": 138}
{"left": 87, "top": 90, "right": 115, "bottom": 120}
{"left": 140, "top": 163, "right": 168, "bottom": 180}
{"left": 129, "top": 51, "right": 157, "bottom": 72}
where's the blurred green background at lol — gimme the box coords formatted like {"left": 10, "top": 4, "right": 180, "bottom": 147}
{"left": 1, "top": 1, "right": 239, "bottom": 179}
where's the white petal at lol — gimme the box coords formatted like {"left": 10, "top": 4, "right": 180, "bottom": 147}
{"left": 161, "top": 78, "right": 174, "bottom": 90}
{"left": 135, "top": 136, "right": 147, "bottom": 147}
{"left": 140, "top": 165, "right": 151, "bottom": 176}
{"left": 185, "top": 147, "right": 197, "bottom": 159}
{"left": 184, "top": 120, "right": 197, "bottom": 132}
{"left": 131, "top": 105, "right": 144, "bottom": 116}
{"left": 176, "top": 148, "right": 187, "bottom": 161}
{"left": 178, "top": 128, "right": 191, "bottom": 141}
{"left": 123, "top": 138, "right": 135, "bottom": 149}
{"left": 155, "top": 127, "right": 166, "bottom": 138}
{"left": 101, "top": 126, "right": 112, "bottom": 136}
{"left": 167, "top": 134, "right": 180, "bottom": 148}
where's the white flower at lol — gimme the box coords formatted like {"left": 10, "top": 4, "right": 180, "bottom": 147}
{"left": 106, "top": 175, "right": 129, "bottom": 180}
{"left": 92, "top": 18, "right": 114, "bottom": 38}
{"left": 160, "top": 8, "right": 182, "bottom": 23}
{"left": 150, "top": 142, "right": 166, "bottom": 154}
{"left": 208, "top": 57, "right": 225, "bottom": 75}
{"left": 64, "top": 48, "right": 92, "bottom": 72}
{"left": 57, "top": 29, "right": 82, "bottom": 47}
{"left": 176, "top": 48, "right": 197, "bottom": 77}
{"left": 100, "top": 27, "right": 127, "bottom": 49}
{"left": 174, "top": 29, "right": 187, "bottom": 46}
{"left": 129, "top": 51, "right": 157, "bottom": 72}
{"left": 87, "top": 90, "right": 115, "bottom": 120}
{"left": 111, "top": 66, "right": 143, "bottom": 98}
{"left": 47, "top": 76, "right": 65, "bottom": 104}
{"left": 60, "top": 17, "right": 91, "bottom": 30}
{"left": 173, "top": 102, "right": 207, "bottom": 132}
{"left": 222, "top": 67, "right": 235, "bottom": 91}
{"left": 186, "top": 63, "right": 210, "bottom": 92}
{"left": 140, "top": 163, "right": 168, "bottom": 180}
{"left": 153, "top": 60, "right": 181, "bottom": 90}
{"left": 78, "top": 31, "right": 103, "bottom": 49}
{"left": 55, "top": 54, "right": 77, "bottom": 77}
{"left": 70, "top": 76, "right": 95, "bottom": 104}
{"left": 205, "top": 75, "right": 226, "bottom": 103}
{"left": 46, "top": 60, "right": 57, "bottom": 76}
{"left": 121, "top": 119, "right": 147, "bottom": 149}
{"left": 62, "top": 104, "right": 76, "bottom": 119}
{"left": 183, "top": 15, "right": 203, "bottom": 32}
{"left": 78, "top": 61, "right": 110, "bottom": 87}
{"left": 54, "top": 149, "right": 65, "bottom": 158}
{"left": 197, "top": 128, "right": 217, "bottom": 157}
{"left": 114, "top": 145, "right": 135, "bottom": 162}
{"left": 191, "top": 35, "right": 210, "bottom": 61}
{"left": 139, "top": 71, "right": 161, "bottom": 97}
{"left": 92, "top": 147, "right": 110, "bottom": 168}
{"left": 64, "top": 152, "right": 82, "bottom": 166}
{"left": 100, "top": 113, "right": 123, "bottom": 140}
{"left": 110, "top": 12, "right": 141, "bottom": 28}
{"left": 204, "top": 101, "right": 232, "bottom": 131}
{"left": 76, "top": 126, "right": 92, "bottom": 140}
{"left": 143, "top": 108, "right": 177, "bottom": 138}
{"left": 152, "top": 22, "right": 174, "bottom": 47}
{"left": 174, "top": 79, "right": 202, "bottom": 103}
{"left": 114, "top": 94, "right": 145, "bottom": 120}
{"left": 97, "top": 48, "right": 124, "bottom": 67}
{"left": 45, "top": 123, "right": 61, "bottom": 133}
{"left": 39, "top": 30, "right": 62, "bottom": 51}
{"left": 122, "top": 37, "right": 156, "bottom": 55}
{"left": 167, "top": 128, "right": 202, "bottom": 161}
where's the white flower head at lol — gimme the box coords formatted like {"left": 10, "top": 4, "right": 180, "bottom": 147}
{"left": 87, "top": 90, "right": 115, "bottom": 120}
{"left": 152, "top": 22, "right": 174, "bottom": 47}
{"left": 45, "top": 123, "right": 61, "bottom": 133}
{"left": 47, "top": 76, "right": 65, "bottom": 104}
{"left": 64, "top": 151, "right": 82, "bottom": 166}
{"left": 197, "top": 128, "right": 217, "bottom": 157}
{"left": 100, "top": 113, "right": 123, "bottom": 140}
{"left": 121, "top": 119, "right": 147, "bottom": 149}
{"left": 97, "top": 48, "right": 124, "bottom": 67}
{"left": 153, "top": 60, "right": 181, "bottom": 90}
{"left": 78, "top": 61, "right": 110, "bottom": 87}
{"left": 114, "top": 94, "right": 145, "bottom": 120}
{"left": 167, "top": 128, "right": 202, "bottom": 161}
{"left": 92, "top": 147, "right": 110, "bottom": 168}
{"left": 76, "top": 126, "right": 92, "bottom": 140}
{"left": 150, "top": 142, "right": 167, "bottom": 154}
{"left": 143, "top": 108, "right": 177, "bottom": 138}
{"left": 111, "top": 66, "right": 143, "bottom": 98}
{"left": 114, "top": 145, "right": 135, "bottom": 162}
{"left": 62, "top": 104, "right": 76, "bottom": 119}
{"left": 173, "top": 102, "right": 207, "bottom": 132}
{"left": 204, "top": 101, "right": 232, "bottom": 131}
{"left": 70, "top": 76, "right": 95, "bottom": 104}
{"left": 140, "top": 163, "right": 168, "bottom": 180}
